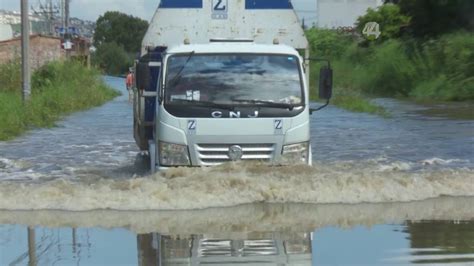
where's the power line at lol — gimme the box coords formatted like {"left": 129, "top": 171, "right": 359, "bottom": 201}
{"left": 31, "top": 0, "right": 60, "bottom": 35}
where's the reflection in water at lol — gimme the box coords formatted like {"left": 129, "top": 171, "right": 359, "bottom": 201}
{"left": 1, "top": 198, "right": 473, "bottom": 235}
{"left": 138, "top": 233, "right": 312, "bottom": 265}
{"left": 8, "top": 220, "right": 474, "bottom": 266}
{"left": 2, "top": 198, "right": 473, "bottom": 265}
{"left": 137, "top": 234, "right": 160, "bottom": 266}
{"left": 406, "top": 221, "right": 474, "bottom": 264}
{"left": 28, "top": 227, "right": 36, "bottom": 266}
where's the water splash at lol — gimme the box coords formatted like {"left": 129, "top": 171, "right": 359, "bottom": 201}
{"left": 0, "top": 197, "right": 472, "bottom": 235}
{"left": 0, "top": 161, "right": 472, "bottom": 211}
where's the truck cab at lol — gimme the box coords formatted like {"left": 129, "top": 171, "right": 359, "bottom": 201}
{"left": 133, "top": 0, "right": 332, "bottom": 172}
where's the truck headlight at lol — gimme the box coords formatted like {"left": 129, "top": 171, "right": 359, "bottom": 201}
{"left": 281, "top": 142, "right": 309, "bottom": 164}
{"left": 159, "top": 142, "right": 191, "bottom": 166}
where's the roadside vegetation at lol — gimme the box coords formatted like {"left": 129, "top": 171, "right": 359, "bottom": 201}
{"left": 0, "top": 61, "right": 119, "bottom": 140}
{"left": 308, "top": 0, "right": 474, "bottom": 115}
{"left": 91, "top": 11, "right": 149, "bottom": 76}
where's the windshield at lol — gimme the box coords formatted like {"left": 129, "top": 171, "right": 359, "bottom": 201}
{"left": 164, "top": 54, "right": 304, "bottom": 106}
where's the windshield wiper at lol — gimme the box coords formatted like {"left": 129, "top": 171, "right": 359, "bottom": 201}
{"left": 166, "top": 51, "right": 195, "bottom": 88}
{"left": 232, "top": 99, "right": 297, "bottom": 110}
{"left": 169, "top": 99, "right": 234, "bottom": 111}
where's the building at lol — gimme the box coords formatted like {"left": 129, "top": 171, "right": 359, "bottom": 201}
{"left": 0, "top": 9, "right": 95, "bottom": 40}
{"left": 316, "top": 0, "right": 383, "bottom": 28}
{"left": 0, "top": 35, "right": 64, "bottom": 69}
{"left": 0, "top": 24, "right": 13, "bottom": 41}
{"left": 0, "top": 10, "right": 43, "bottom": 25}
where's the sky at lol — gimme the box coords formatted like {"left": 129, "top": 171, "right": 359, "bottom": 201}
{"left": 0, "top": 0, "right": 316, "bottom": 24}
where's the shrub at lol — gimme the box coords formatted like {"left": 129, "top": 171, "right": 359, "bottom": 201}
{"left": 306, "top": 4, "right": 473, "bottom": 106}
{"left": 398, "top": 0, "right": 474, "bottom": 38}
{"left": 409, "top": 32, "right": 474, "bottom": 100}
{"left": 0, "top": 60, "right": 21, "bottom": 93}
{"left": 356, "top": 4, "right": 411, "bottom": 42}
{"left": 92, "top": 42, "right": 132, "bottom": 76}
{"left": 306, "top": 28, "right": 353, "bottom": 59}
{"left": 32, "top": 63, "right": 57, "bottom": 92}
{"left": 0, "top": 61, "right": 119, "bottom": 140}
{"left": 354, "top": 40, "right": 416, "bottom": 96}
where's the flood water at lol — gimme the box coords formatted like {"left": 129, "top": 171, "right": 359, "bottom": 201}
{"left": 0, "top": 77, "right": 473, "bottom": 265}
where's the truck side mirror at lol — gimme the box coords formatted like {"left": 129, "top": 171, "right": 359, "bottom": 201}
{"left": 319, "top": 66, "right": 333, "bottom": 100}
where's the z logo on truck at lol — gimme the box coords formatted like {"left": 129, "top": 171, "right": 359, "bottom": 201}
{"left": 187, "top": 120, "right": 197, "bottom": 135}
{"left": 274, "top": 120, "right": 283, "bottom": 130}
{"left": 188, "top": 120, "right": 196, "bottom": 130}
{"left": 212, "top": 0, "right": 228, "bottom": 19}
{"left": 274, "top": 119, "right": 283, "bottom": 134}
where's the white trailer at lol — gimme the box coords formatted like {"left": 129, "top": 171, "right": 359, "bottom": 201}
{"left": 133, "top": 0, "right": 332, "bottom": 172}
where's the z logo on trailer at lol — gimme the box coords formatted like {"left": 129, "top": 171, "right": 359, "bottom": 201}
{"left": 213, "top": 0, "right": 226, "bottom": 10}
{"left": 212, "top": 0, "right": 228, "bottom": 19}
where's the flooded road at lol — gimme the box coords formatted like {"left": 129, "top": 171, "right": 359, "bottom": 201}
{"left": 0, "top": 77, "right": 473, "bottom": 265}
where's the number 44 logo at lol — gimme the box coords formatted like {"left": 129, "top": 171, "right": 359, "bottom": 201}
{"left": 362, "top": 22, "right": 381, "bottom": 40}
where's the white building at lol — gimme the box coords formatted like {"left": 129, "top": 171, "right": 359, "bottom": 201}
{"left": 0, "top": 24, "right": 13, "bottom": 41}
{"left": 0, "top": 10, "right": 43, "bottom": 25}
{"left": 316, "top": 0, "right": 383, "bottom": 28}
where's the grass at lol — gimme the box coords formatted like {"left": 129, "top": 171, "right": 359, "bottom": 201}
{"left": 306, "top": 29, "right": 474, "bottom": 116}
{"left": 309, "top": 61, "right": 388, "bottom": 116}
{"left": 306, "top": 29, "right": 389, "bottom": 116}
{"left": 0, "top": 60, "right": 120, "bottom": 141}
{"left": 330, "top": 89, "right": 388, "bottom": 116}
{"left": 310, "top": 87, "right": 388, "bottom": 116}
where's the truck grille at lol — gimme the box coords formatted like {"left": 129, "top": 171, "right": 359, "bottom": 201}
{"left": 198, "top": 239, "right": 278, "bottom": 257}
{"left": 195, "top": 143, "right": 275, "bottom": 166}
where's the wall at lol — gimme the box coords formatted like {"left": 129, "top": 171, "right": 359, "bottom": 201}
{"left": 0, "top": 35, "right": 64, "bottom": 69}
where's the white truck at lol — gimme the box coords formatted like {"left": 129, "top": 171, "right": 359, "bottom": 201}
{"left": 133, "top": 0, "right": 332, "bottom": 172}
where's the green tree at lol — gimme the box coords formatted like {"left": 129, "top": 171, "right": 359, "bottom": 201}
{"left": 94, "top": 11, "right": 148, "bottom": 53}
{"left": 92, "top": 42, "right": 132, "bottom": 76}
{"left": 356, "top": 4, "right": 411, "bottom": 42}
{"left": 397, "top": 0, "right": 474, "bottom": 38}
{"left": 306, "top": 28, "right": 352, "bottom": 58}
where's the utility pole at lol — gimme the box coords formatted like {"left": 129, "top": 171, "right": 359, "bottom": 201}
{"left": 28, "top": 227, "right": 37, "bottom": 266}
{"left": 48, "top": 0, "right": 53, "bottom": 34}
{"left": 61, "top": 0, "right": 65, "bottom": 30}
{"left": 21, "top": 0, "right": 31, "bottom": 103}
{"left": 65, "top": 0, "right": 71, "bottom": 58}
{"left": 65, "top": 0, "right": 69, "bottom": 31}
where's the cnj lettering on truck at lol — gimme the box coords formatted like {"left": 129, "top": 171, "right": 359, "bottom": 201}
{"left": 211, "top": 111, "right": 259, "bottom": 118}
